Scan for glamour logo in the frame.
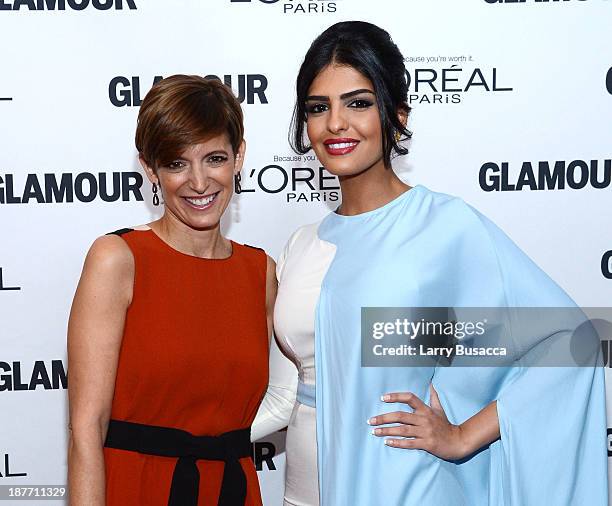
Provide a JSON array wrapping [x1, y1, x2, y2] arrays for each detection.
[[240, 162, 339, 203], [608, 428, 612, 457], [253, 442, 276, 471], [0, 360, 67, 391], [0, 455, 26, 478], [230, 0, 338, 14], [602, 251, 612, 280], [606, 67, 612, 95], [0, 172, 143, 204], [405, 63, 512, 105], [479, 159, 611, 191], [110, 74, 268, 107], [0, 0, 136, 10], [0, 268, 20, 291]]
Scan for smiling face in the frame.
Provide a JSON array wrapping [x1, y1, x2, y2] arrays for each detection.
[[305, 64, 384, 177], [142, 134, 245, 231]]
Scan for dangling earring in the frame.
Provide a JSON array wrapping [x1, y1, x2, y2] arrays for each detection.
[[395, 131, 402, 142], [152, 182, 160, 206], [234, 173, 242, 194]]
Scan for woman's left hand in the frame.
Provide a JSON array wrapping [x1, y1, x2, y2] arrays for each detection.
[[368, 384, 469, 460]]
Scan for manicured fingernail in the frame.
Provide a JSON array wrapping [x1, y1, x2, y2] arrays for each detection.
[[381, 394, 391, 401], [385, 439, 394, 446], [368, 417, 376, 425], [372, 428, 381, 435]]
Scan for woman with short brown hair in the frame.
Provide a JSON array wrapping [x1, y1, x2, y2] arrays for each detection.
[[67, 75, 276, 506]]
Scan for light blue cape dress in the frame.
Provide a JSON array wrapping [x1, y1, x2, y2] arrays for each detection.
[[314, 185, 607, 505]]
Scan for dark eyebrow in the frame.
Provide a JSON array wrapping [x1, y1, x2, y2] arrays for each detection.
[[340, 89, 375, 100], [305, 95, 329, 102], [305, 89, 375, 102]]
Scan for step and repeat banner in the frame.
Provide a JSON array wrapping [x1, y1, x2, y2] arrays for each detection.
[[1, 0, 611, 504]]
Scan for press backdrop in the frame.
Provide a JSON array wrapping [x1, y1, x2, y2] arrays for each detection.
[[1, 0, 611, 504]]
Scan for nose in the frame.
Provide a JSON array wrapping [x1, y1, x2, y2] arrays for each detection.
[[326, 103, 348, 134], [188, 165, 209, 193]]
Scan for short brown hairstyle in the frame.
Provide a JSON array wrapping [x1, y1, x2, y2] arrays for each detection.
[[135, 74, 244, 169]]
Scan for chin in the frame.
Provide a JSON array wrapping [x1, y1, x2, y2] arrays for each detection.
[[187, 218, 222, 231], [171, 207, 224, 231], [322, 161, 369, 178]]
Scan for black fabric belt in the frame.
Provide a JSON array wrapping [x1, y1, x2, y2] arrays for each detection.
[[104, 419, 252, 506]]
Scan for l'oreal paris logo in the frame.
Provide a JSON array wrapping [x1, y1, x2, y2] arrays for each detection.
[[230, 0, 338, 14], [239, 162, 340, 204], [405, 63, 513, 105]]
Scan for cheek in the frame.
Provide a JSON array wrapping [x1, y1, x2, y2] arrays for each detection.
[[159, 174, 185, 194], [213, 165, 237, 186], [356, 111, 383, 140], [306, 117, 325, 143]]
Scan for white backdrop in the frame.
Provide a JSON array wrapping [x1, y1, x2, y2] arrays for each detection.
[[1, 0, 611, 504]]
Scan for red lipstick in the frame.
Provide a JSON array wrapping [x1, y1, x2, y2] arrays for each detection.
[[323, 138, 360, 156]]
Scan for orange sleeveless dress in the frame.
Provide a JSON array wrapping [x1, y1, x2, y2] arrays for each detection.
[[103, 228, 268, 506]]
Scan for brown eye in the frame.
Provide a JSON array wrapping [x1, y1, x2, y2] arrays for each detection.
[[349, 99, 373, 109], [166, 161, 185, 170], [208, 155, 228, 165], [306, 103, 328, 114]]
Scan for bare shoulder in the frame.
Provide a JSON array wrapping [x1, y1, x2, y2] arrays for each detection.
[[77, 234, 135, 307], [84, 234, 134, 276]]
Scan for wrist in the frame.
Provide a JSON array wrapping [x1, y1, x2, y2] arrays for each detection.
[[454, 423, 474, 459]]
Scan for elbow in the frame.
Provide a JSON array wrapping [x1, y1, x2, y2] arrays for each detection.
[[69, 414, 110, 450]]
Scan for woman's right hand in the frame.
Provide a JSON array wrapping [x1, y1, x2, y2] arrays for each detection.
[[67, 234, 134, 506]]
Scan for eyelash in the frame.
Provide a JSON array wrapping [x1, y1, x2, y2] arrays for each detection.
[[307, 103, 328, 114], [306, 99, 374, 115], [166, 161, 185, 170], [349, 99, 373, 109], [164, 155, 228, 169], [209, 155, 228, 165]]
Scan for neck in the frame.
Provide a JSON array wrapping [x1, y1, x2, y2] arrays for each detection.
[[152, 211, 230, 259], [336, 160, 410, 216]]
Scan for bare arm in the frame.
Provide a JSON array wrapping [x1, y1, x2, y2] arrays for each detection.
[[454, 400, 499, 456], [67, 235, 133, 505]]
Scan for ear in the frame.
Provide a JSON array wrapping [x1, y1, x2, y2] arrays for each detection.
[[139, 155, 159, 185], [234, 139, 247, 175]]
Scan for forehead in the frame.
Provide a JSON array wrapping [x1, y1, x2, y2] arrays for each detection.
[[308, 64, 374, 96], [178, 133, 232, 158]]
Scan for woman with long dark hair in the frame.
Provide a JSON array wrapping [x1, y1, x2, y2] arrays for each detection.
[[268, 21, 607, 505]]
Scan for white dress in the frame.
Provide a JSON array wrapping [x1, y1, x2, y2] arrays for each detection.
[[251, 222, 336, 506]]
